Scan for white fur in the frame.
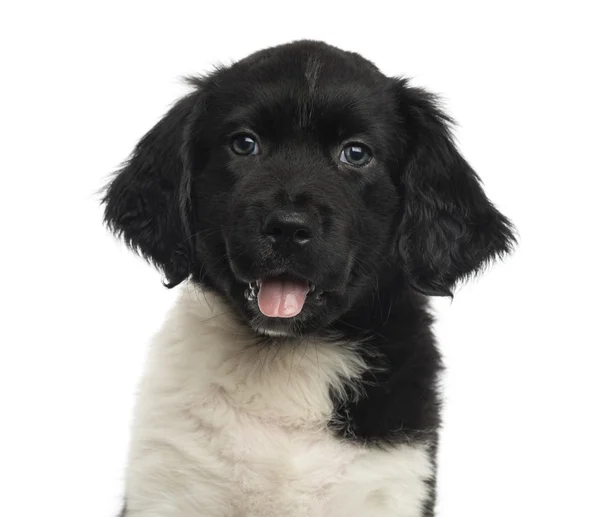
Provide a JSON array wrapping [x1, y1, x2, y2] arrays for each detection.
[[124, 284, 433, 517]]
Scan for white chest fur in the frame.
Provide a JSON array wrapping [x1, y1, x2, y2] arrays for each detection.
[[124, 287, 433, 517]]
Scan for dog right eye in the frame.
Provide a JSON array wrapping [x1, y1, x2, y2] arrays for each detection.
[[340, 143, 373, 167], [231, 135, 259, 156]]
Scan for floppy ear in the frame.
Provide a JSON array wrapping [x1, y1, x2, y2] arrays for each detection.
[[103, 90, 200, 288], [392, 79, 516, 296]]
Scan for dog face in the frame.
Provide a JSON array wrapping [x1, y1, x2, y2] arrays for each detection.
[[104, 41, 515, 337]]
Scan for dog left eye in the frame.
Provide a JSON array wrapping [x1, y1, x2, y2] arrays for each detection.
[[231, 135, 259, 155], [340, 144, 373, 166]]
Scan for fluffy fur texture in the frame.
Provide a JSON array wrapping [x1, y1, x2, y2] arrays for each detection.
[[125, 289, 433, 516], [104, 41, 515, 516]]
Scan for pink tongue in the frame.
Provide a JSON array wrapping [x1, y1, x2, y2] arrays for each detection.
[[257, 278, 310, 318]]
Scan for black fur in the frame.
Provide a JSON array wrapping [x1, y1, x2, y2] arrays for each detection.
[[104, 92, 199, 287], [104, 40, 515, 516]]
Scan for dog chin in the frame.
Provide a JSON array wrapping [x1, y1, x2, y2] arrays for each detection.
[[247, 304, 313, 338], [244, 292, 332, 338], [253, 326, 296, 338]]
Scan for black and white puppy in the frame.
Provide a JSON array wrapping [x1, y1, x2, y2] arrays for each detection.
[[104, 41, 515, 517]]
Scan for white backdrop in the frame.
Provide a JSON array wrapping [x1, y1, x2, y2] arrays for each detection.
[[1, 1, 599, 516]]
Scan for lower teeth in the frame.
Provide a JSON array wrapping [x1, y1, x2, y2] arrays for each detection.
[[245, 281, 259, 301]]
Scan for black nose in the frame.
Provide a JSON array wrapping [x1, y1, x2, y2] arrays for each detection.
[[262, 209, 314, 246]]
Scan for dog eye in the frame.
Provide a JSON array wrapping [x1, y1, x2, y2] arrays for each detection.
[[340, 143, 372, 166], [231, 134, 259, 155]]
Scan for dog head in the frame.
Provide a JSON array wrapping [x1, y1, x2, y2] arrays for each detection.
[[104, 41, 515, 337]]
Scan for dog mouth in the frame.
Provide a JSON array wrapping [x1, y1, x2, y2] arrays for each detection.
[[244, 276, 322, 318]]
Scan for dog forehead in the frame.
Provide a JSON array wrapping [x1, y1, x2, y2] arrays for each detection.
[[217, 41, 383, 93], [220, 84, 387, 144], [202, 42, 393, 142], [304, 53, 323, 94], [251, 41, 375, 67]]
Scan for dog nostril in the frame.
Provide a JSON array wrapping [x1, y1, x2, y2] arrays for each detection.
[[293, 228, 312, 243], [269, 226, 285, 240]]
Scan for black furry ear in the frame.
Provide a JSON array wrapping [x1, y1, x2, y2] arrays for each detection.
[[392, 79, 516, 296], [103, 90, 201, 288]]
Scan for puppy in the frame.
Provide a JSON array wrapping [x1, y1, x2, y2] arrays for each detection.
[[104, 40, 515, 517]]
